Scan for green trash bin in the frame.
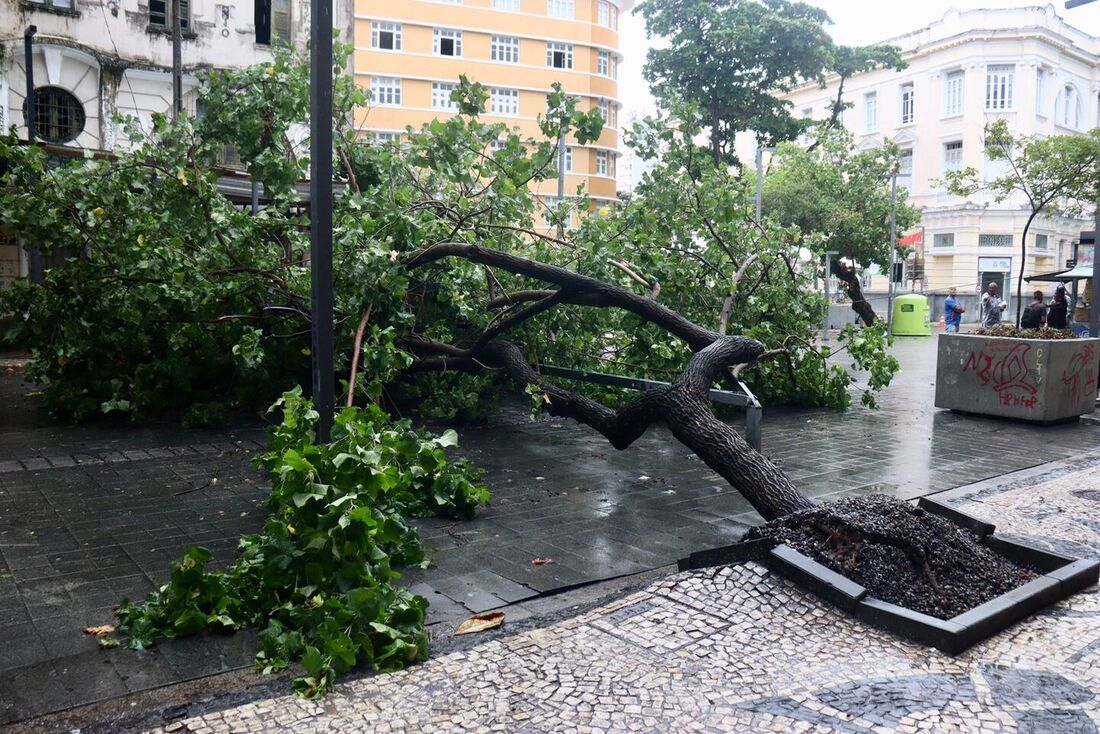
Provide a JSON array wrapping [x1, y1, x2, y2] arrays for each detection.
[[891, 294, 931, 336]]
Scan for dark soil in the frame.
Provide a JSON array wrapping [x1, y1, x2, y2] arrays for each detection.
[[745, 495, 1036, 620]]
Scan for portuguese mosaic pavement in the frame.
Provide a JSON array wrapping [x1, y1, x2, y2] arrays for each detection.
[[152, 457, 1100, 733]]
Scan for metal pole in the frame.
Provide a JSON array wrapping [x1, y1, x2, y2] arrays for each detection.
[[1090, 209, 1099, 337], [823, 251, 836, 343], [755, 144, 763, 224], [887, 172, 898, 336], [556, 132, 566, 239], [24, 26, 44, 286], [310, 1, 335, 441], [251, 179, 260, 215], [171, 0, 182, 121]]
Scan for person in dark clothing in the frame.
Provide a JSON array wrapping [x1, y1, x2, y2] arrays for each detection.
[[1021, 290, 1047, 329], [1047, 285, 1069, 329]]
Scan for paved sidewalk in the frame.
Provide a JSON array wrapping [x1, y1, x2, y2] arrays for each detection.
[[3, 337, 1100, 725], [149, 455, 1100, 733]]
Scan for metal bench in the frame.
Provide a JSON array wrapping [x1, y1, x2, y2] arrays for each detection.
[[539, 365, 764, 451]]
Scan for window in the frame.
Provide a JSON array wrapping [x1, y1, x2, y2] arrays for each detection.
[[983, 144, 1012, 181], [933, 233, 955, 248], [596, 150, 608, 176], [491, 35, 519, 63], [610, 55, 618, 79], [370, 131, 400, 144], [1036, 68, 1047, 117], [898, 148, 913, 178], [149, 0, 190, 29], [490, 88, 519, 116], [255, 0, 291, 44], [598, 0, 609, 25], [547, 42, 573, 69], [985, 65, 1014, 110], [597, 50, 609, 76], [609, 5, 618, 29], [563, 146, 573, 172], [371, 21, 401, 51], [547, 0, 573, 18], [371, 76, 401, 106], [943, 141, 963, 173], [25, 0, 74, 8], [489, 139, 508, 153], [433, 29, 462, 57], [1058, 85, 1082, 129], [979, 234, 1014, 248], [899, 83, 915, 125], [1035, 234, 1049, 251], [863, 92, 877, 132], [493, 0, 520, 8], [432, 82, 459, 110], [22, 86, 85, 143], [943, 71, 963, 116], [608, 152, 616, 177]]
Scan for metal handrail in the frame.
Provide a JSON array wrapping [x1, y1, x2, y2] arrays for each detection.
[[539, 364, 764, 451]]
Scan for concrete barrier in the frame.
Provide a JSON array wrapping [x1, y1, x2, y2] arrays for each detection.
[[935, 333, 1100, 423]]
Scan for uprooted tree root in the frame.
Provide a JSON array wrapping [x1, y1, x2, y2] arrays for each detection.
[[745, 495, 1036, 619]]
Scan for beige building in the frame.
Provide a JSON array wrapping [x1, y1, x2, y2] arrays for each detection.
[[780, 5, 1100, 299], [353, 0, 629, 215]]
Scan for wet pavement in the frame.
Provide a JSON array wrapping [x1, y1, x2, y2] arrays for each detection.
[[141, 454, 1100, 733], [2, 336, 1100, 725]]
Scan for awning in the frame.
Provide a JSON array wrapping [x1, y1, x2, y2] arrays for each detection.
[[1025, 264, 1096, 283]]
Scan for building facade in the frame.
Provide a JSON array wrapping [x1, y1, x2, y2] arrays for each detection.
[[354, 0, 629, 213], [779, 5, 1100, 299], [0, 0, 352, 284]]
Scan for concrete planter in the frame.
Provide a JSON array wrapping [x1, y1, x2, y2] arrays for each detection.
[[935, 333, 1100, 423]]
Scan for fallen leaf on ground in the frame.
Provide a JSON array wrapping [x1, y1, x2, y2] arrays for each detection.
[[83, 624, 116, 636], [97, 637, 120, 649], [531, 557, 554, 566], [454, 612, 505, 636]]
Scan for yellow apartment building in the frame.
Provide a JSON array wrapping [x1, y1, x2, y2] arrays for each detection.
[[353, 0, 629, 211]]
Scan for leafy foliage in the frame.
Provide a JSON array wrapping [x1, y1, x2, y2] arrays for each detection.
[[974, 325, 1079, 340], [114, 387, 489, 698]]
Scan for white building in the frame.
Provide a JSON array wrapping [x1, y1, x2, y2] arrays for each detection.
[[779, 5, 1099, 298], [0, 0, 352, 284]]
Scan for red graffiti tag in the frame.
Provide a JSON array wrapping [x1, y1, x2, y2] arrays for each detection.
[[1062, 346, 1097, 405], [964, 343, 1039, 396]]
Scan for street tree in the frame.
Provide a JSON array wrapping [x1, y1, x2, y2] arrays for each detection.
[[637, 0, 903, 166], [763, 128, 922, 325], [940, 119, 1100, 326]]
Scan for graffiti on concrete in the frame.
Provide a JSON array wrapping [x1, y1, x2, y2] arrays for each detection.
[[1062, 346, 1097, 405], [964, 343, 1040, 409]]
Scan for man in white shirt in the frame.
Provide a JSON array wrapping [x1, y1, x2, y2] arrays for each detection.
[[981, 282, 1008, 328]]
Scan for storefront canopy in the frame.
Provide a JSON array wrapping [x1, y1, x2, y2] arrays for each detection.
[[1025, 264, 1096, 283]]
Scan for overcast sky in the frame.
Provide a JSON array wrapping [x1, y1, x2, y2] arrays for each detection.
[[617, 1, 1100, 122]]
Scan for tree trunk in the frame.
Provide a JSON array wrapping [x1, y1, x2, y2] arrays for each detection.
[[831, 260, 878, 326], [1016, 209, 1040, 328]]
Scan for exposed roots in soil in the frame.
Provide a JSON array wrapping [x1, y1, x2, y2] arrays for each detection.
[[745, 495, 1036, 619]]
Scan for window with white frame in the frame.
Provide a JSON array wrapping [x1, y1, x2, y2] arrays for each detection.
[[1035, 233, 1049, 250], [943, 71, 963, 116], [371, 76, 401, 106], [863, 92, 877, 132], [598, 99, 610, 125], [489, 139, 508, 152], [1035, 68, 1048, 117], [899, 83, 915, 125], [370, 131, 401, 144], [933, 233, 955, 248], [898, 148, 913, 189], [547, 42, 573, 69], [490, 88, 519, 116], [491, 35, 519, 63], [598, 0, 610, 25], [597, 50, 609, 76], [943, 141, 963, 173], [1057, 85, 1082, 129], [985, 65, 1014, 110], [609, 55, 618, 79], [371, 21, 402, 51], [493, 0, 520, 9], [433, 28, 462, 57], [596, 150, 608, 176], [563, 146, 573, 172], [609, 5, 618, 29], [547, 0, 573, 18], [431, 82, 459, 110], [608, 152, 616, 177]]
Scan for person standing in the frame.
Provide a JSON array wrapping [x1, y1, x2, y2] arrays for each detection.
[[981, 282, 1008, 328], [1020, 290, 1048, 329], [943, 287, 965, 333], [1047, 284, 1069, 329]]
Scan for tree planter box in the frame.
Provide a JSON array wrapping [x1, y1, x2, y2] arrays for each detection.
[[678, 497, 1099, 655], [935, 333, 1100, 423]]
